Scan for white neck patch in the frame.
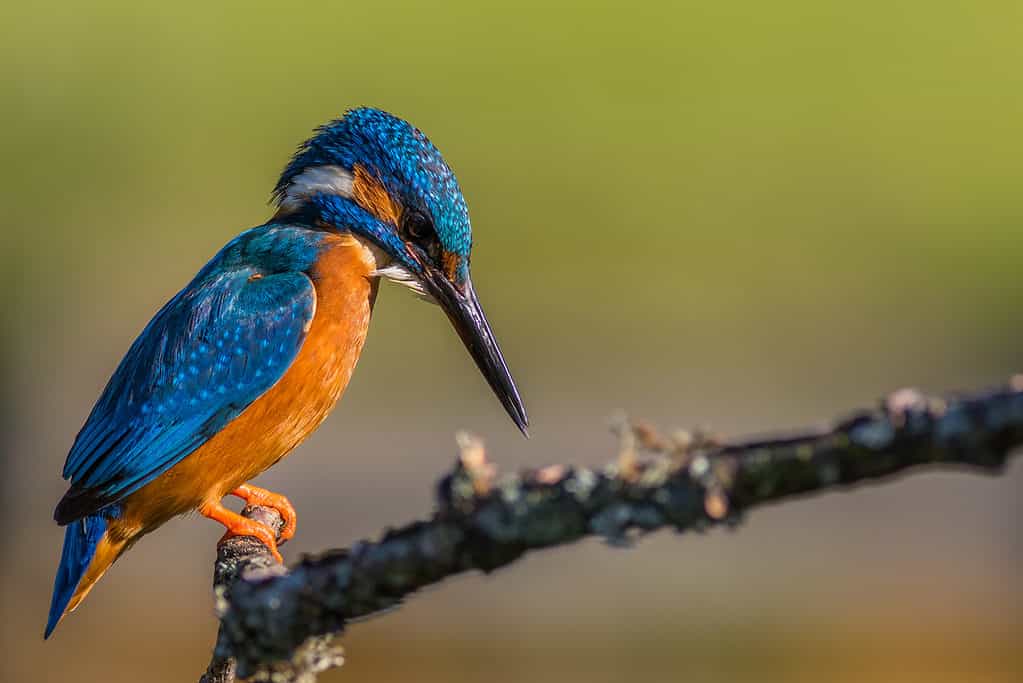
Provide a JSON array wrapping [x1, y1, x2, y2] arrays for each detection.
[[372, 263, 434, 303], [278, 165, 354, 212]]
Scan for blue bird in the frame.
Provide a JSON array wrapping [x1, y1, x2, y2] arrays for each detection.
[[46, 107, 528, 638]]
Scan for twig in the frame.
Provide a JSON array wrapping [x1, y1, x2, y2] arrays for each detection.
[[200, 506, 291, 683], [202, 377, 1023, 681]]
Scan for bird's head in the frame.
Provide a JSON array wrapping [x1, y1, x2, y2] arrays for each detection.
[[273, 107, 528, 434]]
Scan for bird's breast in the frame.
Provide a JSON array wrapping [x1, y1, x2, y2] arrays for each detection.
[[251, 231, 380, 459]]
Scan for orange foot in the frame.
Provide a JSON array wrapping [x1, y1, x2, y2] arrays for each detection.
[[228, 484, 297, 542], [200, 501, 284, 563]]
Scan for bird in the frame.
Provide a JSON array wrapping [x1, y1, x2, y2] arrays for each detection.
[[45, 107, 528, 638]]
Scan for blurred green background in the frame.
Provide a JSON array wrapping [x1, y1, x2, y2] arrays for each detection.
[[1, 1, 1020, 681]]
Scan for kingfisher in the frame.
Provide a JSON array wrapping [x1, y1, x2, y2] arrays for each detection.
[[45, 107, 528, 638]]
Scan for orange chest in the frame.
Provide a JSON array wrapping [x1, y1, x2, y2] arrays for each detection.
[[261, 233, 380, 447]]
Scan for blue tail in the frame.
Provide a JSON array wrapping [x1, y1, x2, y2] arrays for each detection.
[[45, 514, 108, 639]]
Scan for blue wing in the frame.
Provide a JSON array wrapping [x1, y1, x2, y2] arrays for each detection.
[[54, 261, 316, 524]]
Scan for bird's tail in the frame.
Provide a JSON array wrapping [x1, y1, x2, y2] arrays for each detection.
[[45, 514, 129, 638]]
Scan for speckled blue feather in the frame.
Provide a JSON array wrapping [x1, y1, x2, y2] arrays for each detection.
[[54, 225, 327, 523], [275, 107, 473, 261]]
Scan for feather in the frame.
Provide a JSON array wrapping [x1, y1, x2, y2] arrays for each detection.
[[278, 165, 354, 212], [372, 264, 437, 304]]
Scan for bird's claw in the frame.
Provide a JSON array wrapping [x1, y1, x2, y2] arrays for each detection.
[[229, 484, 298, 542], [218, 517, 284, 563], [200, 499, 285, 563]]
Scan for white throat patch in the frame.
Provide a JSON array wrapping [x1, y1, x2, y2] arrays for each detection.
[[279, 165, 354, 212], [372, 264, 435, 303]]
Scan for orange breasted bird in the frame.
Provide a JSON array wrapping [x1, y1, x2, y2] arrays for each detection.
[[46, 107, 528, 638]]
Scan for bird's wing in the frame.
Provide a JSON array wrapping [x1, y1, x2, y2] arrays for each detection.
[[55, 266, 316, 524]]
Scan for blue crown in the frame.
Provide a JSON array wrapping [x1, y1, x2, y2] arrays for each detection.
[[275, 107, 472, 258]]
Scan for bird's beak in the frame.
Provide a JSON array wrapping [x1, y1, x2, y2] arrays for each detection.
[[421, 267, 529, 436]]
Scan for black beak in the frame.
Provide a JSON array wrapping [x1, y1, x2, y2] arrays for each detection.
[[422, 267, 529, 436]]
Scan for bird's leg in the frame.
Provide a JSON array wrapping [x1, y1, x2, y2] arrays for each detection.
[[227, 484, 297, 542], [199, 501, 283, 563]]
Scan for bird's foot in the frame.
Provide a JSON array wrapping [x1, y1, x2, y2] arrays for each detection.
[[199, 501, 284, 563], [228, 484, 297, 542]]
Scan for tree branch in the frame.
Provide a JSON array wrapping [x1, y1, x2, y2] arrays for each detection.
[[202, 377, 1023, 682]]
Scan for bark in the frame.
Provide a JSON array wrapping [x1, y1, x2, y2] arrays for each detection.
[[201, 377, 1023, 682]]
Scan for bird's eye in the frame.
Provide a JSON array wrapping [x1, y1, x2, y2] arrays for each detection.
[[404, 210, 434, 244]]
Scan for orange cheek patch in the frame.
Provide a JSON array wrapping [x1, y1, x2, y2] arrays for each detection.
[[352, 164, 401, 226], [441, 251, 462, 280]]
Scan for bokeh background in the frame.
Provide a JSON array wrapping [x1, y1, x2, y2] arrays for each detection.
[[2, 2, 1020, 681]]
